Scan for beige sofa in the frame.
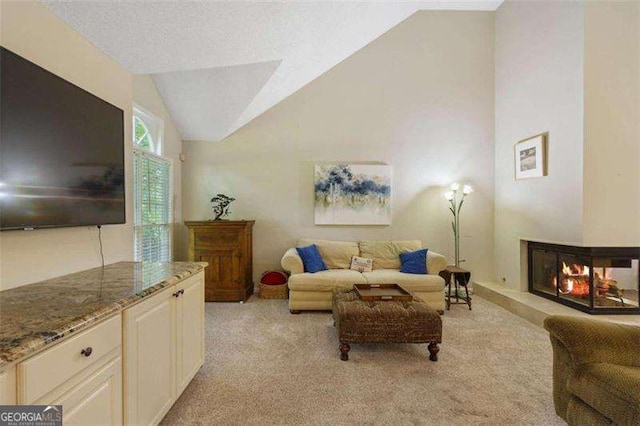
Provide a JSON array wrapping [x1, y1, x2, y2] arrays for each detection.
[[281, 239, 447, 313]]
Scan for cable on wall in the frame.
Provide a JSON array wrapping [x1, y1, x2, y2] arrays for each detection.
[[97, 225, 105, 268]]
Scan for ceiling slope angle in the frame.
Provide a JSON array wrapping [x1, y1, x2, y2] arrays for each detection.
[[152, 61, 281, 142], [42, 0, 503, 142], [225, 1, 503, 139]]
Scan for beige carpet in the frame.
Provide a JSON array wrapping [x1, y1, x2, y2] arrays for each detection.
[[161, 296, 564, 425]]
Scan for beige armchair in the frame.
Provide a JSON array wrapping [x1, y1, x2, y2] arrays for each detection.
[[544, 315, 640, 425]]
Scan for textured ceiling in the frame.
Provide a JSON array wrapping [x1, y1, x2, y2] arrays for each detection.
[[43, 1, 502, 141], [152, 60, 281, 141]]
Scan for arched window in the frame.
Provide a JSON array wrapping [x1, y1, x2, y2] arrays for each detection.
[[133, 106, 172, 262], [134, 115, 154, 152], [133, 106, 162, 155]]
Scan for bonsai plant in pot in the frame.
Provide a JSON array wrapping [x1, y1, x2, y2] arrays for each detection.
[[211, 194, 235, 220]]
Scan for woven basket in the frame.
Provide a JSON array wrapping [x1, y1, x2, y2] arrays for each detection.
[[259, 282, 289, 299], [259, 270, 289, 299]]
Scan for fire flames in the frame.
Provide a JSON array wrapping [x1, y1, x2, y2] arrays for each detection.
[[553, 262, 591, 298], [551, 262, 619, 299]]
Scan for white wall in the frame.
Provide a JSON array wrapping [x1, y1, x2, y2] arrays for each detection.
[[182, 11, 496, 282], [583, 1, 640, 246], [132, 75, 185, 260], [0, 1, 133, 290], [494, 1, 585, 290]]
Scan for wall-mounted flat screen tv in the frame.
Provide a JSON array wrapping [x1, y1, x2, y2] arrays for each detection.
[[0, 47, 125, 230]]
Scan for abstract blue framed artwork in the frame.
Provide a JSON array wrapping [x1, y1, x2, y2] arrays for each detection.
[[314, 164, 391, 225]]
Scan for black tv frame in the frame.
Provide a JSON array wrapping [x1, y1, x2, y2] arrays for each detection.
[[0, 46, 126, 231]]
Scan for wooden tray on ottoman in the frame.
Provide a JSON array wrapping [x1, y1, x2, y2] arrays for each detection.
[[353, 284, 413, 302]]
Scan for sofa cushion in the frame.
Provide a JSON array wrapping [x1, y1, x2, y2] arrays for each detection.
[[298, 239, 359, 270], [568, 362, 640, 425], [400, 249, 428, 274], [296, 245, 328, 273], [359, 240, 422, 269], [288, 270, 367, 292], [362, 269, 444, 292]]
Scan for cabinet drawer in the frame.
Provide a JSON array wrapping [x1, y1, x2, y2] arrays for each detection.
[[193, 228, 241, 249], [18, 315, 121, 404]]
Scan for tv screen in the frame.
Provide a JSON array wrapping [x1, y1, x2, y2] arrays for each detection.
[[0, 47, 125, 230]]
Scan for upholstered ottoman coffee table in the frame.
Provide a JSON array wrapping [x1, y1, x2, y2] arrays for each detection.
[[332, 289, 442, 361]]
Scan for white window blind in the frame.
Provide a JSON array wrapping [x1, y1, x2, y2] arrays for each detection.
[[134, 150, 172, 262]]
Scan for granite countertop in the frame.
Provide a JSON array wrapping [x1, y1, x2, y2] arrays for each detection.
[[0, 261, 207, 370]]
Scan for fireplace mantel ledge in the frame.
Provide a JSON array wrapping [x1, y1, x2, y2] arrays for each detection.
[[521, 237, 640, 248], [521, 237, 589, 247]]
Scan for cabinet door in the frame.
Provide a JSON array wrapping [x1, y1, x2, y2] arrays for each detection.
[[195, 248, 243, 301], [0, 367, 16, 404], [123, 287, 176, 426], [57, 357, 122, 426], [175, 273, 205, 395]]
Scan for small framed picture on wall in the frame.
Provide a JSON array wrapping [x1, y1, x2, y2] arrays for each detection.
[[515, 133, 548, 179]]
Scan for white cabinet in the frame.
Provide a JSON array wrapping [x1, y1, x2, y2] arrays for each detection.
[[124, 271, 205, 426], [18, 315, 121, 404], [16, 315, 122, 425], [0, 367, 16, 404], [1, 270, 204, 426], [123, 284, 176, 426], [176, 274, 205, 395], [55, 356, 122, 426]]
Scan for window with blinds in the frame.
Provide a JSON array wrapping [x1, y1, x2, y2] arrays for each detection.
[[133, 108, 171, 262]]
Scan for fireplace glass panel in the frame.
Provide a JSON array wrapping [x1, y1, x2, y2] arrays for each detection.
[[528, 241, 640, 314], [531, 249, 557, 297], [558, 254, 590, 307], [592, 258, 639, 309]]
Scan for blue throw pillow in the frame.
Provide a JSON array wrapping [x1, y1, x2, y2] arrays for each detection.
[[296, 244, 328, 273], [399, 248, 428, 274]]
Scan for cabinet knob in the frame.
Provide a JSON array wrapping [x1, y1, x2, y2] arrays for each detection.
[[81, 347, 93, 357], [173, 291, 180, 297]]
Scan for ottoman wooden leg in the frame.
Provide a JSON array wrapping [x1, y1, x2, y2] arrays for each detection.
[[290, 309, 301, 314], [339, 343, 350, 361], [428, 342, 439, 362]]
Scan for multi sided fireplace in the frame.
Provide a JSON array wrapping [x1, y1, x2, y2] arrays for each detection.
[[528, 241, 640, 314]]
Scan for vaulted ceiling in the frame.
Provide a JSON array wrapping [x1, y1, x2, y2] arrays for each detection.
[[44, 1, 502, 142]]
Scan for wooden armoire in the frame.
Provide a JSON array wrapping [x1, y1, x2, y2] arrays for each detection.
[[185, 220, 254, 302]]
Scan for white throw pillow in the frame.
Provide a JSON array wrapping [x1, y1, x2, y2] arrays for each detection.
[[350, 256, 373, 273]]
